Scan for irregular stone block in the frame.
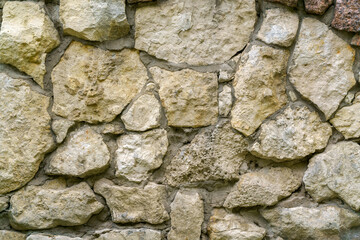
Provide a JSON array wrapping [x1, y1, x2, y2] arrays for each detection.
[[0, 197, 9, 212], [219, 85, 232, 117], [0, 230, 25, 240], [266, 0, 298, 7], [128, 0, 153, 3], [351, 34, 360, 46], [94, 229, 161, 240], [26, 234, 82, 240], [332, 0, 360, 32], [135, 0, 256, 65], [51, 118, 75, 143], [304, 0, 332, 15]]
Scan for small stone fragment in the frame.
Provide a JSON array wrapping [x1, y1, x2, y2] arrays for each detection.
[[26, 234, 82, 240], [150, 67, 218, 127], [266, 0, 298, 7], [52, 118, 75, 143], [208, 209, 266, 240], [250, 105, 332, 161], [10, 179, 103, 230], [46, 126, 110, 178], [114, 129, 168, 182], [332, 0, 360, 32], [351, 34, 360, 47], [121, 93, 161, 131], [60, 0, 129, 41], [94, 229, 161, 240], [304, 0, 332, 15], [0, 230, 25, 240], [94, 179, 169, 224], [0, 197, 8, 212], [289, 18, 356, 119], [168, 190, 204, 240], [257, 8, 299, 47], [52, 41, 148, 123], [231, 45, 289, 136], [219, 70, 235, 83], [102, 122, 124, 135], [0, 2, 60, 87], [219, 85, 232, 116]]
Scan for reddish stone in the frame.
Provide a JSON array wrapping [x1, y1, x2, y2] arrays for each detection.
[[266, 0, 298, 8], [332, 0, 360, 32], [304, 0, 332, 15], [351, 34, 360, 46]]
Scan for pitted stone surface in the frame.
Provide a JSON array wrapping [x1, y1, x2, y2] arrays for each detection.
[[332, 0, 360, 32], [0, 231, 25, 240], [304, 0, 333, 15], [94, 229, 161, 240], [266, 0, 298, 7]]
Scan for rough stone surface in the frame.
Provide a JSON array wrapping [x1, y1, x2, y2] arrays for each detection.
[[60, 0, 129, 41], [94, 179, 169, 224], [26, 234, 82, 240], [95, 229, 161, 240], [166, 121, 248, 186], [0, 2, 60, 87], [266, 0, 298, 7], [351, 34, 360, 46], [168, 190, 204, 240], [304, 0, 333, 15], [219, 85, 232, 117], [121, 93, 161, 131], [150, 67, 218, 127], [289, 18, 356, 119], [135, 0, 256, 65], [208, 209, 266, 240], [51, 119, 75, 143], [114, 129, 168, 182], [0, 73, 55, 194], [0, 197, 9, 212], [9, 179, 103, 230], [224, 167, 303, 208], [46, 127, 110, 178], [261, 205, 360, 240], [332, 0, 360, 32], [257, 8, 299, 47], [250, 105, 332, 161], [0, 230, 25, 240], [128, 0, 153, 3], [231, 45, 289, 136], [52, 41, 148, 123]]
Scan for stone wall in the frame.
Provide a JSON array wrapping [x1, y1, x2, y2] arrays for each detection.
[[0, 0, 360, 239]]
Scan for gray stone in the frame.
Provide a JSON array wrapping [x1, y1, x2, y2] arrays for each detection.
[[0, 197, 8, 212], [94, 229, 161, 240], [51, 118, 75, 143], [0, 230, 25, 240], [26, 234, 82, 240], [219, 85, 232, 117]]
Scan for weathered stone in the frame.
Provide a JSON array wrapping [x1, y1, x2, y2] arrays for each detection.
[[166, 121, 248, 186], [135, 0, 256, 65], [46, 127, 110, 178], [102, 122, 124, 135], [208, 209, 266, 240], [266, 0, 298, 7], [150, 67, 218, 127], [257, 8, 299, 47], [231, 45, 288, 136], [121, 93, 161, 131], [94, 179, 169, 224], [332, 0, 360, 32], [52, 41, 148, 123], [289, 18, 356, 119], [95, 229, 161, 240], [0, 2, 60, 87], [0, 230, 25, 240], [168, 190, 204, 240], [261, 205, 360, 240], [0, 73, 55, 194], [60, 0, 129, 41], [114, 129, 168, 182], [26, 234, 82, 240], [250, 105, 332, 161], [128, 0, 153, 3], [304, 0, 332, 15], [0, 197, 8, 212], [10, 179, 103, 230], [219, 69, 235, 83], [51, 118, 75, 143], [224, 167, 303, 208], [351, 34, 360, 46], [219, 85, 232, 117]]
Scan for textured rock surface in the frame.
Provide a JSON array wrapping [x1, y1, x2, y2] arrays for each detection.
[[9, 179, 103, 230], [128, 0, 153, 3], [121, 93, 161, 131], [0, 197, 9, 212], [168, 190, 204, 240], [257, 8, 299, 47], [332, 0, 360, 32], [114, 129, 168, 182], [0, 231, 25, 240], [304, 0, 333, 15], [135, 0, 256, 65], [46, 127, 110, 178], [289, 18, 356, 119], [52, 41, 148, 123], [26, 234, 82, 240], [0, 73, 55, 194], [51, 119, 75, 143], [261, 205, 360, 240], [219, 85, 232, 117], [266, 0, 298, 7], [94, 179, 169, 224], [95, 229, 161, 240], [208, 209, 266, 240], [250, 105, 332, 161], [0, 2, 60, 87], [166, 121, 248, 186], [231, 45, 288, 136], [351, 34, 360, 46], [150, 67, 218, 127], [60, 0, 129, 41]]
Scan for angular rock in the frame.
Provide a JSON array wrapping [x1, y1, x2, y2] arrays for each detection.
[[257, 8, 299, 47], [261, 205, 360, 240], [304, 0, 332, 15], [0, 73, 55, 194], [121, 93, 161, 131], [102, 122, 124, 135], [0, 197, 8, 212], [266, 0, 298, 7], [208, 209, 266, 240], [219, 85, 232, 117], [250, 105, 332, 161], [26, 234, 82, 240], [52, 118, 75, 143], [168, 190, 204, 240], [52, 41, 148, 123], [128, 0, 153, 3], [166, 121, 248, 186], [60, 0, 129, 41], [95, 229, 161, 240], [224, 167, 302, 208], [114, 129, 168, 182], [0, 2, 60, 87], [332, 0, 360, 32], [289, 18, 356, 119], [94, 179, 169, 224], [46, 127, 110, 178], [150, 67, 218, 127], [135, 0, 256, 65], [10, 179, 103, 230], [351, 34, 360, 46], [0, 231, 25, 240]]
